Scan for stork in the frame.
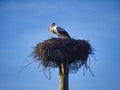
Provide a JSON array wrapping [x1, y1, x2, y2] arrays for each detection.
[[49, 22, 71, 38]]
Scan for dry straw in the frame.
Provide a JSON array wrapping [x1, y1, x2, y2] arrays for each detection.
[[32, 38, 94, 74]]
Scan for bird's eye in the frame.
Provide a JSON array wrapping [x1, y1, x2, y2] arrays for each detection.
[[51, 25, 54, 27]]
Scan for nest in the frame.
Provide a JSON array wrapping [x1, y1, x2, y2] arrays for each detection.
[[32, 38, 93, 74]]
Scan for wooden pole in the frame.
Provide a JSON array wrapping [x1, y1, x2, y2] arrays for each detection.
[[59, 63, 69, 90]]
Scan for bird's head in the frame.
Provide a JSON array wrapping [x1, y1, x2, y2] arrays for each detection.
[[50, 22, 55, 27], [49, 22, 56, 30]]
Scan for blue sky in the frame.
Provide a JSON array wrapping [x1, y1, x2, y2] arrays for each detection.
[[0, 0, 120, 90]]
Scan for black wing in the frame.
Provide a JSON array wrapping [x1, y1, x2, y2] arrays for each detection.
[[56, 27, 71, 38]]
